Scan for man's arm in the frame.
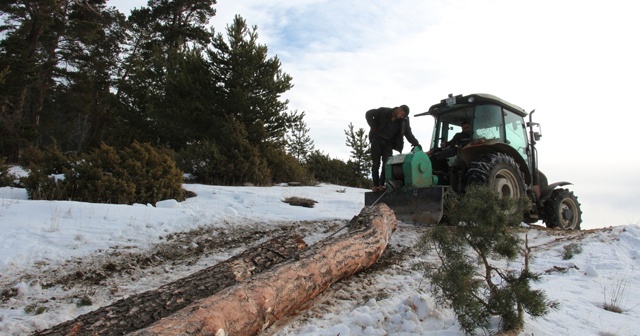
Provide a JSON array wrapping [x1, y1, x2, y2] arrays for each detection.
[[403, 118, 421, 147], [448, 133, 462, 147]]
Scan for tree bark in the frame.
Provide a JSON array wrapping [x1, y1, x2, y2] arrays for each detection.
[[35, 234, 307, 336], [130, 204, 397, 336]]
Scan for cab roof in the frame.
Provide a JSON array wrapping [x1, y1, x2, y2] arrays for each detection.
[[415, 93, 528, 118]]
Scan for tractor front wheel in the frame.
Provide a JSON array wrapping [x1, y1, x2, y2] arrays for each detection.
[[467, 153, 526, 200], [543, 189, 582, 230]]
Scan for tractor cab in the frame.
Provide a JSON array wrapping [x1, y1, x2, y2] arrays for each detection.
[[416, 93, 534, 190]]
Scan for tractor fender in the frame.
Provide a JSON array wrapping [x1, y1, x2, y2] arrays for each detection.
[[460, 141, 532, 185], [539, 181, 573, 203]]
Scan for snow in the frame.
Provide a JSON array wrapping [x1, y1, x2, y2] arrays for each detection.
[[1, 168, 639, 335]]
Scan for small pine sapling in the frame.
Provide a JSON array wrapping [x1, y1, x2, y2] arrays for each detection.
[[418, 185, 559, 334]]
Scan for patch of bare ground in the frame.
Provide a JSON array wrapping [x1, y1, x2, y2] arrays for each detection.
[[522, 224, 619, 253], [0, 219, 346, 333]]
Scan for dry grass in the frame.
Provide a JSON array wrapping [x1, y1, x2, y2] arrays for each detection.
[[282, 197, 318, 208], [603, 276, 630, 313]]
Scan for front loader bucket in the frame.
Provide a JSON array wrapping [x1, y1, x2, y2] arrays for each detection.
[[364, 186, 447, 225]]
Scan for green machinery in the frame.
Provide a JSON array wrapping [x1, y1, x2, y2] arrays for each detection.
[[364, 147, 447, 224], [364, 93, 582, 229]]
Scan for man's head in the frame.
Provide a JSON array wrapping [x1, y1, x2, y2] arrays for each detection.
[[461, 120, 472, 134], [393, 105, 410, 119]]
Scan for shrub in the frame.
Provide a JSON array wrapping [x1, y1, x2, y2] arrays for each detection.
[[562, 243, 583, 260], [22, 142, 185, 204], [305, 150, 371, 188], [222, 143, 271, 186], [24, 304, 46, 315], [175, 140, 226, 184], [19, 143, 74, 175], [76, 295, 93, 307], [61, 144, 137, 204], [0, 157, 19, 187], [262, 147, 313, 185], [119, 142, 185, 204], [418, 185, 558, 334], [176, 140, 270, 186], [21, 169, 69, 200]]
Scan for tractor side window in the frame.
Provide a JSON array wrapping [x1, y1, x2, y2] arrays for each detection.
[[504, 111, 528, 160], [433, 107, 474, 148], [446, 124, 462, 143], [473, 105, 504, 141], [433, 119, 461, 148]]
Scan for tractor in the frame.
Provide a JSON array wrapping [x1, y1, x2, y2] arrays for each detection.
[[364, 93, 582, 229]]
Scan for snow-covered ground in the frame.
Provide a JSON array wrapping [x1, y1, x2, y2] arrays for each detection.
[[1, 171, 639, 335]]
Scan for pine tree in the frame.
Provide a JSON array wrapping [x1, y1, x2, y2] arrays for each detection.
[[418, 185, 558, 335], [49, 3, 126, 152], [207, 15, 296, 147], [344, 122, 371, 179], [0, 0, 125, 158], [112, 0, 217, 150], [0, 0, 69, 160], [206, 15, 298, 184], [286, 111, 315, 163], [122, 0, 215, 62]]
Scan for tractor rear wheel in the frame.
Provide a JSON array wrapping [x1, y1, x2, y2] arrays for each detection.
[[543, 188, 582, 230], [467, 153, 526, 199]]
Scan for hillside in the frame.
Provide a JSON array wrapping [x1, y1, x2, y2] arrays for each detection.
[[1, 183, 639, 335]]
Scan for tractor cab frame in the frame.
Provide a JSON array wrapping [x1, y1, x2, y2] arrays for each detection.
[[417, 93, 535, 193]]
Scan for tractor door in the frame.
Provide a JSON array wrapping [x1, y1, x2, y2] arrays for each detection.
[[429, 106, 474, 150], [503, 111, 529, 163]]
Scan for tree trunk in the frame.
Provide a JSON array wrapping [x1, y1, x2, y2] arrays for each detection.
[[35, 234, 307, 336], [130, 204, 397, 336]]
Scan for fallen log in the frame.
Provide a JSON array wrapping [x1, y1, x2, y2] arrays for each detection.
[[35, 234, 307, 336], [130, 203, 397, 336]]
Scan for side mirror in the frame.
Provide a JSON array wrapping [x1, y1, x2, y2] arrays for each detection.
[[534, 132, 541, 141]]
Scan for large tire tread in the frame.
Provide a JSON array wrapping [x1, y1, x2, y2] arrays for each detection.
[[543, 188, 582, 230], [467, 152, 526, 197]]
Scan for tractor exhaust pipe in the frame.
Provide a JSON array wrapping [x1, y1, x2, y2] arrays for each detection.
[[528, 110, 539, 187]]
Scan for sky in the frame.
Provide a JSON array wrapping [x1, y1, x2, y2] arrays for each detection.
[[105, 0, 640, 230], [1, 178, 640, 335]]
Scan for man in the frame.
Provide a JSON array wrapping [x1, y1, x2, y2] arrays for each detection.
[[447, 120, 472, 149], [366, 105, 421, 191]]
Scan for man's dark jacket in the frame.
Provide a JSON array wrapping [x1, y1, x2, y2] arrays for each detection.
[[448, 131, 471, 148], [365, 107, 420, 152]]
